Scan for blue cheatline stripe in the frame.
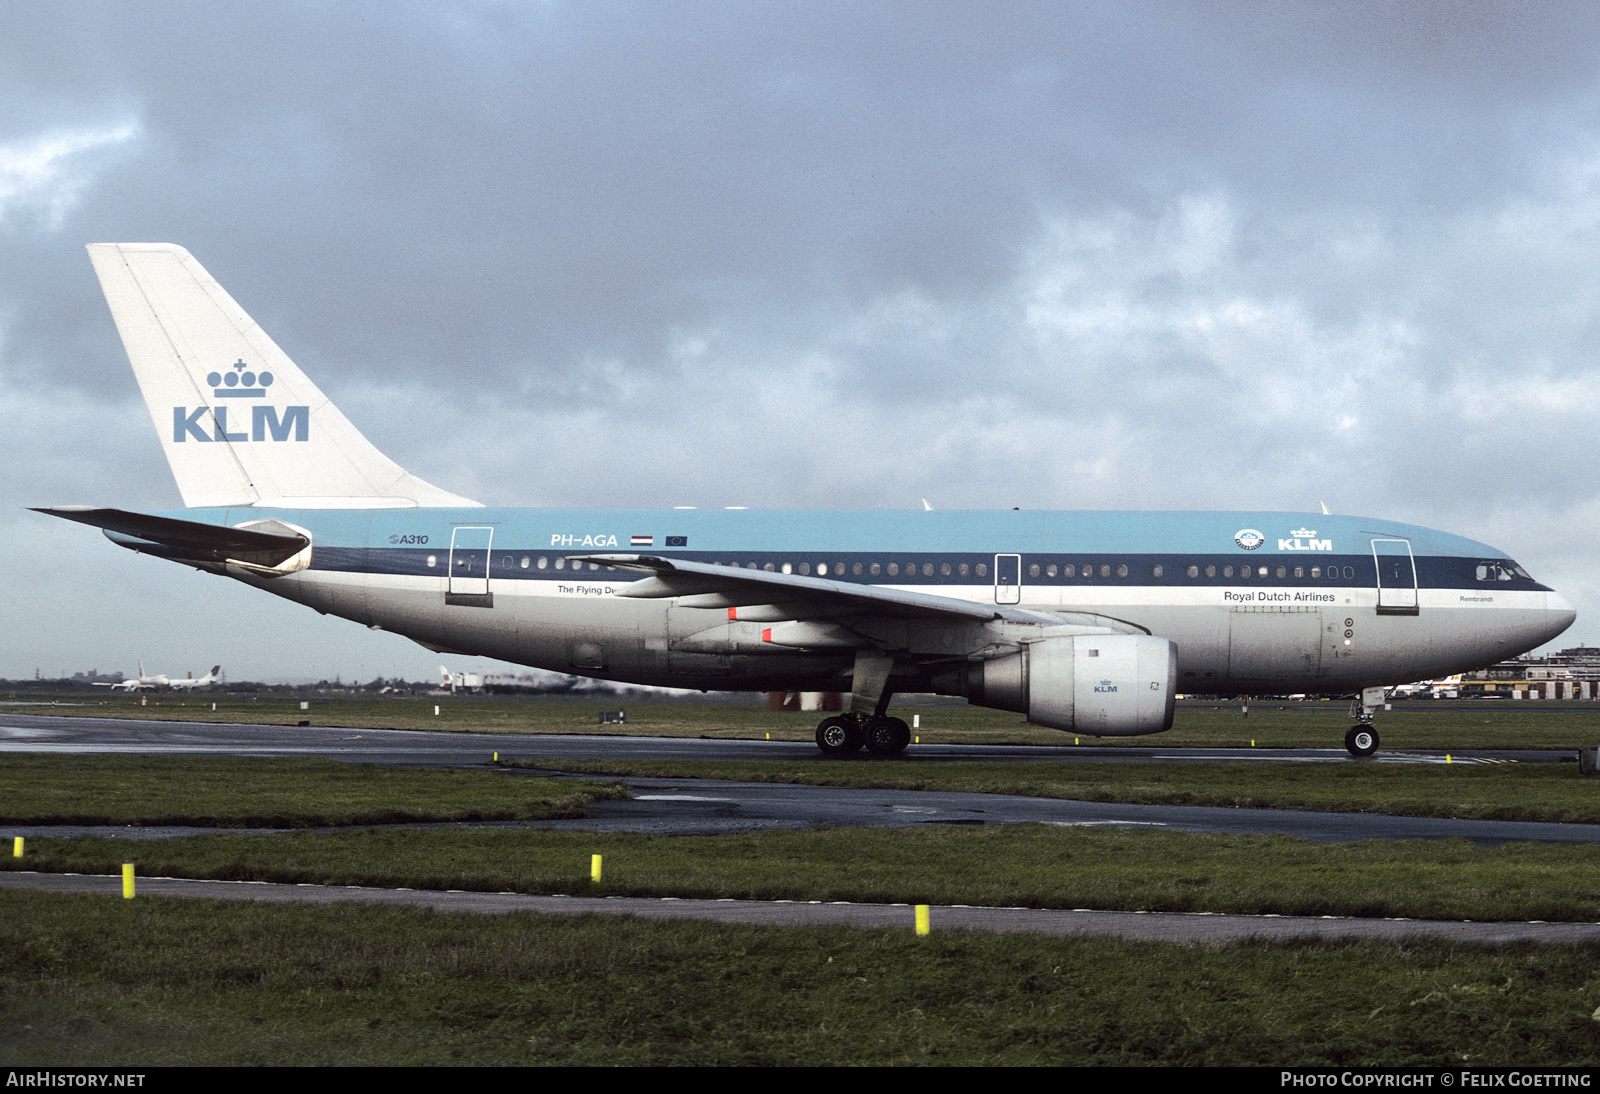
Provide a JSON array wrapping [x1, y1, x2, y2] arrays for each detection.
[[305, 546, 1549, 593]]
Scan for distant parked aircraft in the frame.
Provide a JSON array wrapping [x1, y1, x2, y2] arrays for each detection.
[[167, 665, 222, 690], [92, 659, 167, 691]]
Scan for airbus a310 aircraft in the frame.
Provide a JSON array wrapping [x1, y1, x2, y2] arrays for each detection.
[[39, 244, 1575, 756]]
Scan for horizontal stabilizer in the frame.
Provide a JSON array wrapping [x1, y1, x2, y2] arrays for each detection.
[[34, 506, 307, 568]]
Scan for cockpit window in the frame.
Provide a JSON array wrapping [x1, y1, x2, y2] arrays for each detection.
[[1477, 560, 1528, 582]]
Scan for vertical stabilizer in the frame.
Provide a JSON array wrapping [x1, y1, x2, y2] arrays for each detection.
[[87, 243, 479, 509]]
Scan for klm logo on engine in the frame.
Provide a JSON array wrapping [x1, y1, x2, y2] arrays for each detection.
[[171, 359, 309, 442], [1093, 679, 1118, 694], [1279, 527, 1332, 552]]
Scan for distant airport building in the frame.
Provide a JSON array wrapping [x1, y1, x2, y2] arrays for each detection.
[[769, 692, 843, 712], [1452, 646, 1600, 699]]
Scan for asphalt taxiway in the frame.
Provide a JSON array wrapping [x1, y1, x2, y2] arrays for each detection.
[[7, 871, 1598, 944], [1, 711, 1593, 845]]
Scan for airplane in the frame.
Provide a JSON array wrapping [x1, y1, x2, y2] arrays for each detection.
[[440, 666, 483, 692], [91, 658, 168, 691], [37, 243, 1577, 757], [167, 665, 223, 691]]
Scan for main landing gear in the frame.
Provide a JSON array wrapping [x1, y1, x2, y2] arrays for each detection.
[[815, 650, 911, 756], [1344, 685, 1386, 758], [815, 713, 911, 756]]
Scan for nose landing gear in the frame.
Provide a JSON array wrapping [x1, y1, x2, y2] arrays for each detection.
[[1344, 724, 1379, 757], [1344, 686, 1386, 757]]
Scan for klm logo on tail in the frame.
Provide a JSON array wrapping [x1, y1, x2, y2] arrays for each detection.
[[173, 359, 308, 443]]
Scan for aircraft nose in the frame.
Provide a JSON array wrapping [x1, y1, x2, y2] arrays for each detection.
[[1543, 591, 1577, 642]]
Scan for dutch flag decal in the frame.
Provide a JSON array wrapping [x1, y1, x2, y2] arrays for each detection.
[[631, 535, 653, 547]]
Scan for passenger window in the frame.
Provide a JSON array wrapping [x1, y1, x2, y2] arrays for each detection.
[[1046, 564, 1057, 578], [553, 557, 564, 570], [1028, 563, 1040, 578], [1186, 565, 1198, 578], [537, 556, 548, 570], [853, 562, 863, 576], [887, 563, 899, 576], [922, 563, 933, 577], [1116, 564, 1128, 577], [940, 562, 952, 577], [1062, 564, 1075, 577], [1223, 565, 1233, 578], [1310, 566, 1319, 578], [746, 562, 758, 570], [976, 563, 988, 577], [1204, 565, 1216, 578], [959, 562, 969, 576], [1099, 564, 1110, 578], [1152, 565, 1163, 578], [818, 563, 830, 576], [520, 556, 530, 569], [427, 555, 437, 568], [1293, 566, 1302, 579], [1275, 566, 1286, 578], [764, 562, 776, 572], [870, 562, 882, 576], [798, 563, 810, 575]]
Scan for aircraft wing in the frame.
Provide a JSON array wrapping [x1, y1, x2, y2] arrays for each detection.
[[573, 553, 1138, 631], [34, 507, 308, 568]]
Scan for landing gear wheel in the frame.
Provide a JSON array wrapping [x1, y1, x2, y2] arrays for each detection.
[[817, 715, 864, 755], [1345, 725, 1379, 758], [865, 716, 912, 756]]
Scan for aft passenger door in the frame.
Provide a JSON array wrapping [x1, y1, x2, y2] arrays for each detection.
[[447, 525, 494, 607], [1372, 538, 1418, 616], [994, 554, 1021, 604]]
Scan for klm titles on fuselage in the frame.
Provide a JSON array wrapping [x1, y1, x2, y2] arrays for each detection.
[[1279, 528, 1332, 551], [172, 359, 309, 443]]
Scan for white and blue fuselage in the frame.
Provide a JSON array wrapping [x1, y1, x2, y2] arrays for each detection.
[[125, 504, 1570, 698]]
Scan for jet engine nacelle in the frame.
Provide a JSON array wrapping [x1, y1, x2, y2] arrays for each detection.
[[932, 634, 1177, 736]]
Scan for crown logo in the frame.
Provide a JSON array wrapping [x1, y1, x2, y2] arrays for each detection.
[[1290, 528, 1316, 538], [207, 359, 275, 399]]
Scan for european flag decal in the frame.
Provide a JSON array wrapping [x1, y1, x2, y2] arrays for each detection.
[[665, 536, 688, 547]]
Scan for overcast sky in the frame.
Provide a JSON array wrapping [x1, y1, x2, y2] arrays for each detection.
[[4, 1, 1599, 683]]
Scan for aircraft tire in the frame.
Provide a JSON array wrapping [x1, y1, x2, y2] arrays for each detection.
[[865, 716, 911, 756], [1344, 725, 1379, 758], [817, 716, 863, 755]]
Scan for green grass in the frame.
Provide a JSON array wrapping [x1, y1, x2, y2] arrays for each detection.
[[0, 755, 623, 827], [4, 890, 1600, 1065], [506, 755, 1600, 824], [6, 747, 1600, 1066], [10, 825, 1600, 923], [19, 692, 1600, 751]]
